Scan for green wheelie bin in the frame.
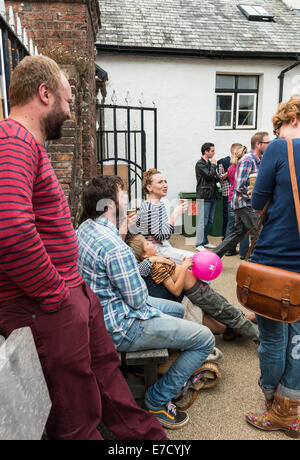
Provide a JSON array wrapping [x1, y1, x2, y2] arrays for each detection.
[[179, 192, 197, 237]]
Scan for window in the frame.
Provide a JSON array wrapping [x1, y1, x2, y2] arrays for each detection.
[[237, 4, 274, 22], [215, 75, 258, 130]]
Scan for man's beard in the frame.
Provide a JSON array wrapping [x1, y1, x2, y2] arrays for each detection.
[[42, 99, 68, 141]]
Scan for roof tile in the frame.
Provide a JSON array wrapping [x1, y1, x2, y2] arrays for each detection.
[[96, 0, 300, 54]]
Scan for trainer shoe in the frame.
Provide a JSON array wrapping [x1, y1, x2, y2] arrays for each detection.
[[225, 250, 238, 256], [144, 400, 189, 429], [196, 245, 206, 251], [204, 243, 216, 249]]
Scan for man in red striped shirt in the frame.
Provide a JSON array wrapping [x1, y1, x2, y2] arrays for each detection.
[[0, 55, 167, 441]]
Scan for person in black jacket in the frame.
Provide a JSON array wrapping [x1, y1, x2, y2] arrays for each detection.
[[195, 142, 220, 250]]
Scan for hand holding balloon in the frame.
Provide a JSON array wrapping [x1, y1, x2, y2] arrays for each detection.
[[191, 251, 222, 281]]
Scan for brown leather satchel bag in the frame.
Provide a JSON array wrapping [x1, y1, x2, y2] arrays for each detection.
[[236, 138, 300, 323]]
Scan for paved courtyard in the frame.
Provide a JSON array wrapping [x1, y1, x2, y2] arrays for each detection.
[[100, 233, 298, 441], [165, 234, 297, 441]]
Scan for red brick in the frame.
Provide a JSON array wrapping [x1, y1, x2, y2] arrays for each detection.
[[7, 0, 100, 224]]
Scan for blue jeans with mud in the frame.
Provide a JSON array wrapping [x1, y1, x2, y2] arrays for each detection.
[[256, 315, 300, 401], [195, 200, 217, 247]]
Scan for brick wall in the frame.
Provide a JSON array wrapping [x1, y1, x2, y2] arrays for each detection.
[[7, 0, 101, 224], [48, 64, 82, 219]]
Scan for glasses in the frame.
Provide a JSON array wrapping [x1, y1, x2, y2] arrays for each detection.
[[260, 141, 271, 144]]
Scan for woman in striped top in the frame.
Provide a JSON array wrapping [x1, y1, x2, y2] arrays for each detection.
[[135, 168, 197, 264]]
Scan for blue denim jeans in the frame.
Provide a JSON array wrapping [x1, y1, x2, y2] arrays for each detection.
[[256, 315, 300, 401], [214, 205, 257, 258], [196, 200, 217, 247], [117, 310, 215, 407], [147, 295, 184, 318]]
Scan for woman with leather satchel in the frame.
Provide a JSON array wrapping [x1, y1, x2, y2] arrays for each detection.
[[244, 95, 300, 438]]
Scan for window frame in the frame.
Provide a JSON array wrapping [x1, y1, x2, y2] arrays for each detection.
[[0, 30, 8, 120], [215, 74, 259, 130], [236, 92, 257, 129], [215, 92, 234, 129]]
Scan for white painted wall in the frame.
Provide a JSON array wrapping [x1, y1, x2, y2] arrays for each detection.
[[96, 53, 299, 203], [281, 0, 300, 9]]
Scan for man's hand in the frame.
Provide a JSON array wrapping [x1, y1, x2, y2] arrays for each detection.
[[127, 213, 137, 232], [119, 214, 137, 240]]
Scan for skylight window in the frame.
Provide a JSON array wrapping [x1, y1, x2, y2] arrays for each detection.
[[237, 4, 275, 21]]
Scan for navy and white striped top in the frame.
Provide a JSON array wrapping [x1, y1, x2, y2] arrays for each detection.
[[136, 201, 174, 242]]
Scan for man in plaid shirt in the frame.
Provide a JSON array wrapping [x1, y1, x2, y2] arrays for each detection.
[[77, 175, 215, 430], [213, 132, 271, 258]]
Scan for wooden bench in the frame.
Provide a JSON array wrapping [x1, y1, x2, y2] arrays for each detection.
[[119, 349, 169, 399], [0, 327, 51, 440]]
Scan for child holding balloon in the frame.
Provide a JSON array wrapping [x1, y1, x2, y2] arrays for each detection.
[[127, 235, 259, 342]]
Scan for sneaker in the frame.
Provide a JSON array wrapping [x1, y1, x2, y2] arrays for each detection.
[[144, 401, 189, 429], [204, 243, 216, 249], [196, 245, 206, 251], [225, 250, 238, 256]]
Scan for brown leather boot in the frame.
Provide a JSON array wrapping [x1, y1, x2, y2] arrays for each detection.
[[246, 393, 300, 438], [257, 379, 273, 410]]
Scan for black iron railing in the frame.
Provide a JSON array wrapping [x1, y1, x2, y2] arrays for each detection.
[[97, 103, 157, 204]]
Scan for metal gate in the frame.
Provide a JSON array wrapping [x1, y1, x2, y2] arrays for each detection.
[[0, 15, 29, 118], [96, 103, 157, 206]]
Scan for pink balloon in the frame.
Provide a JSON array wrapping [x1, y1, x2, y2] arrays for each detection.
[[191, 251, 223, 281]]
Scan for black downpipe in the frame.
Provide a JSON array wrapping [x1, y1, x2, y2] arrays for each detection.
[[278, 58, 300, 103]]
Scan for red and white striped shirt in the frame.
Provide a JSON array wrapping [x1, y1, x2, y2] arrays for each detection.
[[0, 119, 82, 311]]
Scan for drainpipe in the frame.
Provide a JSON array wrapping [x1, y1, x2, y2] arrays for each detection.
[[278, 57, 300, 103]]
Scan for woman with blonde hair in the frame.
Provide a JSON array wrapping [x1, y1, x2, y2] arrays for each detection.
[[224, 144, 249, 258], [133, 168, 197, 264], [245, 95, 300, 437]]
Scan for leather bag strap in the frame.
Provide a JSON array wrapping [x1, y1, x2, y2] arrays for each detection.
[[245, 138, 300, 260], [245, 198, 270, 260], [287, 138, 300, 236]]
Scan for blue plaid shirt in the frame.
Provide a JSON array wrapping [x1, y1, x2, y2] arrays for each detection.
[[76, 217, 161, 348], [231, 150, 261, 210]]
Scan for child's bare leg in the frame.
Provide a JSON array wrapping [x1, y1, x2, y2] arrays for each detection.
[[203, 313, 226, 335]]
